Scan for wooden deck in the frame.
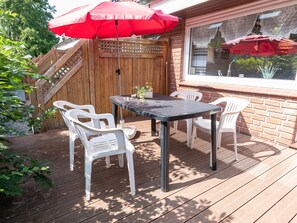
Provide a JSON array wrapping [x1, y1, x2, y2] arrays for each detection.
[[1, 117, 297, 223]]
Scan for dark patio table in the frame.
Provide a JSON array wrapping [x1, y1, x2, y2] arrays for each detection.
[[110, 93, 221, 192]]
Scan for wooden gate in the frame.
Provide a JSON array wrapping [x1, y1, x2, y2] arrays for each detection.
[[91, 38, 169, 116], [33, 38, 169, 129]]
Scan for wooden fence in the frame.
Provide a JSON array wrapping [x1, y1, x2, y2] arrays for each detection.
[[32, 38, 169, 129]]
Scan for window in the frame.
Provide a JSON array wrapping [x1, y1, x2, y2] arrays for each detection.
[[184, 2, 297, 89]]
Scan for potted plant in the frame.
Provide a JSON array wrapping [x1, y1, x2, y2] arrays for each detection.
[[257, 62, 279, 79], [133, 82, 153, 99]]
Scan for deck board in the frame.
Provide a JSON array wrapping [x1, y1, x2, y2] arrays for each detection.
[[1, 117, 297, 223], [255, 185, 297, 223]]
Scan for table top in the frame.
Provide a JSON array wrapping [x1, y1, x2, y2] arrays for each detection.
[[110, 93, 221, 121]]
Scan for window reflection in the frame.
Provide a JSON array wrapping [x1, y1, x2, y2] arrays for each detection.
[[188, 5, 297, 80]]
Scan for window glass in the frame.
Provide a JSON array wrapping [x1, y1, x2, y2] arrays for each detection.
[[188, 5, 297, 80]]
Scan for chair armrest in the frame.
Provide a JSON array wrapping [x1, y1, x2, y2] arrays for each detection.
[[70, 104, 96, 114], [74, 121, 126, 148]]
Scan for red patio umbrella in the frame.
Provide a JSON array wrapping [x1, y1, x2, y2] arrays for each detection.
[[48, 0, 179, 125], [48, 1, 178, 39], [222, 35, 297, 56]]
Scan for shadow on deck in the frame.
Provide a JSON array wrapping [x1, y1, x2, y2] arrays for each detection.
[[1, 117, 297, 223]]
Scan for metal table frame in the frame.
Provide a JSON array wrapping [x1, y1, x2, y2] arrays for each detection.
[[110, 93, 221, 192]]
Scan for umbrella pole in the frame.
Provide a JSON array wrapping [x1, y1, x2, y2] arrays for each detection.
[[115, 20, 124, 127]]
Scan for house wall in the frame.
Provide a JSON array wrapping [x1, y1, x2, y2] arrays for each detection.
[[178, 82, 297, 146], [166, 1, 297, 146]]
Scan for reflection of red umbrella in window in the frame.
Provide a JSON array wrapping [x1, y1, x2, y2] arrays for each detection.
[[48, 0, 179, 124], [222, 35, 297, 56]]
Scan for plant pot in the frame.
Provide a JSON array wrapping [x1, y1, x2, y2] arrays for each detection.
[[144, 91, 153, 98]]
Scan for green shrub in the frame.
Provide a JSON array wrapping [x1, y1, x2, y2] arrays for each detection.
[[0, 17, 53, 197], [0, 143, 52, 197]]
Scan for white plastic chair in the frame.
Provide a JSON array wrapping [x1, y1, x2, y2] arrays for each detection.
[[167, 90, 203, 147], [53, 100, 108, 171], [65, 109, 135, 201], [190, 97, 249, 160]]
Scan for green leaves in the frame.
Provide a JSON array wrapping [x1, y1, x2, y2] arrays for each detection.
[[0, 20, 53, 198], [0, 0, 58, 56], [0, 146, 53, 197], [258, 63, 280, 79]]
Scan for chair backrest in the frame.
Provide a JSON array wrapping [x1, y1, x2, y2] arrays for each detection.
[[211, 97, 249, 132], [170, 90, 203, 101], [65, 109, 126, 154], [53, 100, 96, 133]]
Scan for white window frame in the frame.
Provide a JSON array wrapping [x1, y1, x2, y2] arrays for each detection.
[[183, 0, 297, 90]]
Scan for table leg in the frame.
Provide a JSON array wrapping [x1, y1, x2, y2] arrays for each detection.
[[151, 118, 157, 136], [112, 103, 118, 125], [210, 113, 217, 170], [160, 121, 169, 192]]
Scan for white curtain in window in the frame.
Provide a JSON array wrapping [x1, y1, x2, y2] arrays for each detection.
[[191, 25, 218, 48], [260, 5, 297, 39], [220, 14, 258, 42]]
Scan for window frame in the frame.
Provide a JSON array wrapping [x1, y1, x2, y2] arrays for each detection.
[[183, 0, 297, 90]]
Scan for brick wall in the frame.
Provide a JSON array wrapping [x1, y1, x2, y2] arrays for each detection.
[[176, 82, 297, 146]]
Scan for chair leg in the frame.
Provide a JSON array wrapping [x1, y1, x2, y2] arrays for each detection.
[[233, 132, 238, 160], [217, 132, 222, 149], [126, 152, 135, 195], [85, 159, 92, 201], [173, 121, 178, 134], [69, 133, 76, 171], [190, 126, 197, 149], [118, 154, 124, 167], [186, 119, 192, 147], [105, 156, 111, 168]]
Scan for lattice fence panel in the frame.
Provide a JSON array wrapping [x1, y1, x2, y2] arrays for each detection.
[[42, 49, 83, 95], [98, 40, 164, 56]]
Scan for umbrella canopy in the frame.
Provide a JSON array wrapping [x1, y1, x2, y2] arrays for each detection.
[[222, 35, 297, 57], [48, 0, 179, 127], [48, 1, 179, 39]]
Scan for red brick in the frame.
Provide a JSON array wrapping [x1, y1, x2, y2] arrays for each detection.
[[244, 107, 255, 114], [267, 106, 283, 114], [270, 113, 287, 120], [259, 132, 275, 141], [253, 120, 261, 126], [265, 100, 280, 107], [253, 104, 267, 110], [278, 126, 295, 134], [280, 132, 294, 140], [241, 113, 251, 118], [266, 118, 282, 125], [250, 98, 264, 104], [255, 110, 269, 117], [281, 102, 297, 109], [283, 121, 296, 128], [264, 129, 279, 136], [261, 122, 276, 129], [283, 108, 297, 116], [244, 118, 253, 124], [275, 137, 292, 146], [250, 125, 263, 132], [252, 114, 265, 121]]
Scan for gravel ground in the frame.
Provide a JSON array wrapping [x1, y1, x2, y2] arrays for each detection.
[[5, 120, 32, 137]]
